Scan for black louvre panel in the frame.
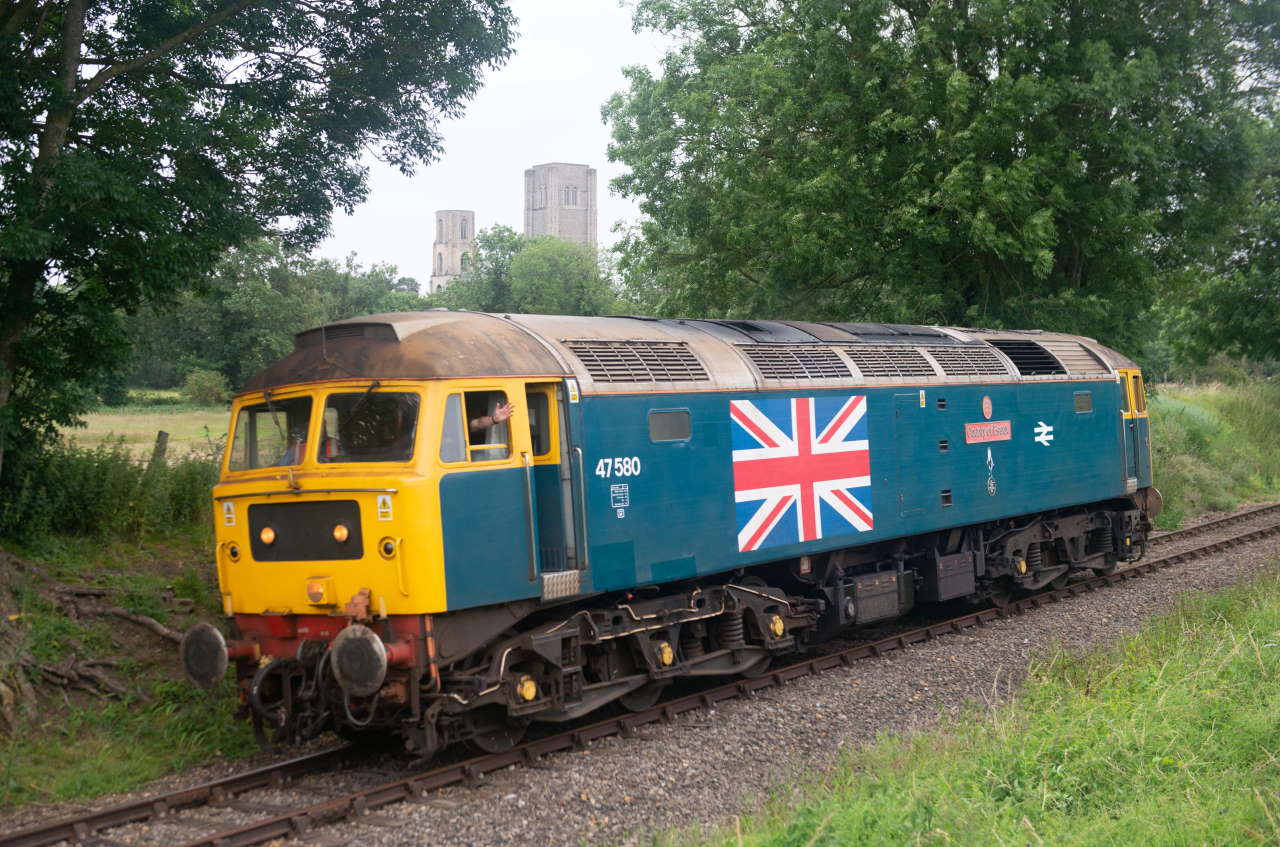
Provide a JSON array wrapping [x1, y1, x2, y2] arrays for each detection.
[[564, 341, 709, 382], [988, 340, 1066, 376], [740, 345, 851, 380], [249, 501, 364, 561], [925, 346, 1010, 377]]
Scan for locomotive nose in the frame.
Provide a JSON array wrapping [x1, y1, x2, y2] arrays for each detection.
[[331, 624, 388, 697]]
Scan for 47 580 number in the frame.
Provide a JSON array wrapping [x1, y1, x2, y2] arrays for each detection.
[[595, 456, 642, 478]]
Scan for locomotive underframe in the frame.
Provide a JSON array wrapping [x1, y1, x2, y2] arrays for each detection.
[[238, 496, 1148, 755]]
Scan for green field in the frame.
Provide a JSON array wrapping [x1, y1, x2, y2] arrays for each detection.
[[64, 394, 228, 458]]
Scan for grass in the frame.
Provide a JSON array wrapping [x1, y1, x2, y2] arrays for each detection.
[[1149, 380, 1280, 528], [686, 566, 1280, 847], [68, 407, 229, 457], [0, 532, 255, 809], [0, 679, 255, 807]]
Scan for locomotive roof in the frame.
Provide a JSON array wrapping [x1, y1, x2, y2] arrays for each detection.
[[240, 311, 1137, 395]]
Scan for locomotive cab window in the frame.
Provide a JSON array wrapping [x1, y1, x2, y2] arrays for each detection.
[[229, 396, 313, 470], [1130, 374, 1147, 413], [526, 388, 552, 457], [440, 391, 512, 463], [318, 391, 419, 463]]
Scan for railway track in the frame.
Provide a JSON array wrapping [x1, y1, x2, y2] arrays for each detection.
[[7, 502, 1280, 847]]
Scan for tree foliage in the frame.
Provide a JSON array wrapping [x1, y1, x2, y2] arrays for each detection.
[[127, 239, 428, 391], [0, 0, 514, 476], [606, 0, 1278, 351], [438, 227, 619, 315], [1168, 120, 1280, 363]]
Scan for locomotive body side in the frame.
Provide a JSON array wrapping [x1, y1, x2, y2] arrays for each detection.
[[571, 377, 1134, 593], [181, 311, 1157, 756]]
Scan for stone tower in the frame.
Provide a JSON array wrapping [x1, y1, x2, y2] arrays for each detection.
[[523, 163, 597, 247], [428, 210, 476, 293]]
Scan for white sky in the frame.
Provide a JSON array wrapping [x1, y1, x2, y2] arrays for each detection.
[[315, 1, 671, 285]]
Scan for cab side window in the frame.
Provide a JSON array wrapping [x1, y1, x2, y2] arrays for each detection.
[[1130, 374, 1147, 413], [527, 389, 551, 457], [440, 391, 512, 463]]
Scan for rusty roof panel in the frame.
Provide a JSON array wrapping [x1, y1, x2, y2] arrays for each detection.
[[239, 311, 567, 393]]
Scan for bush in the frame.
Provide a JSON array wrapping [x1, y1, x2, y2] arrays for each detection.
[[180, 369, 230, 406], [0, 440, 219, 542], [1149, 380, 1280, 528]]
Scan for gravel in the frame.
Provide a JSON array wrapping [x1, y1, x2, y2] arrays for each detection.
[[5, 513, 1278, 847]]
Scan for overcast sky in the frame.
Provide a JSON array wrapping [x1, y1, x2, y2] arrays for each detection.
[[315, 1, 670, 286]]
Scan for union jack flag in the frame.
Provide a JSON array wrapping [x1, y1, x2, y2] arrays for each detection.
[[730, 395, 873, 553]]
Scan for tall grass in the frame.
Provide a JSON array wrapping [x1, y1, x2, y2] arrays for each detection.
[[1149, 380, 1280, 527], [692, 568, 1280, 847], [0, 440, 220, 542]]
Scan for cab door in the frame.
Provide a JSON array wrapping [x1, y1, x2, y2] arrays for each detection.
[[1117, 369, 1147, 492], [437, 382, 540, 609]]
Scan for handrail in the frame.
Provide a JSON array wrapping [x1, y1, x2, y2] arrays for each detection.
[[521, 452, 538, 581], [573, 446, 590, 571]]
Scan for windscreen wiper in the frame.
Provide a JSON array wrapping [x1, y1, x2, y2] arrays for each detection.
[[340, 380, 381, 433]]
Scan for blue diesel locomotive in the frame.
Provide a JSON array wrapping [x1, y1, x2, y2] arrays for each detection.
[[180, 311, 1158, 755]]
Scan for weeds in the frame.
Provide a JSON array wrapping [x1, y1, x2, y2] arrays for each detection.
[[1149, 381, 1280, 527], [691, 569, 1280, 847], [0, 440, 219, 543]]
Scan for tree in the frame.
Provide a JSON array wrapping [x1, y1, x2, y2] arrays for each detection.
[[1167, 120, 1280, 364], [437, 227, 619, 315], [0, 0, 515, 479], [509, 237, 618, 315], [605, 0, 1277, 350], [434, 225, 525, 312], [127, 240, 428, 390]]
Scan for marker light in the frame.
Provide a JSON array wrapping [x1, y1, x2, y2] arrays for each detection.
[[333, 524, 350, 543], [379, 538, 397, 558], [260, 526, 277, 545], [227, 543, 240, 561]]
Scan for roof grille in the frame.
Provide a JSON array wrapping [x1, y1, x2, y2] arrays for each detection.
[[564, 340, 709, 383], [844, 347, 937, 378], [295, 323, 397, 349], [740, 345, 851, 380], [1038, 340, 1111, 376], [989, 340, 1066, 376], [924, 346, 1010, 377]]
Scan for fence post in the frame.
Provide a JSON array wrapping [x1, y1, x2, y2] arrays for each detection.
[[148, 430, 170, 472]]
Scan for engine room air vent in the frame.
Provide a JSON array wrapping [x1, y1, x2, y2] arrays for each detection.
[[564, 340, 709, 383], [740, 345, 851, 380], [844, 347, 938, 379], [294, 323, 398, 349], [1038, 340, 1111, 377], [923, 346, 1011, 378], [988, 340, 1066, 376]]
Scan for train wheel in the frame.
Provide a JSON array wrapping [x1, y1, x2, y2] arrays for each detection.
[[619, 680, 668, 712], [740, 654, 772, 678], [988, 577, 1016, 608], [466, 706, 530, 754]]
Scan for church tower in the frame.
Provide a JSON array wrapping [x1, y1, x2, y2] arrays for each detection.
[[428, 210, 476, 293], [523, 163, 597, 247]]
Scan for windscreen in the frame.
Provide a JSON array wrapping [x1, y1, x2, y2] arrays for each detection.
[[319, 391, 420, 463], [228, 396, 313, 470]]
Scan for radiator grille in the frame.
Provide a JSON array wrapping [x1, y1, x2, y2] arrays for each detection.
[[989, 340, 1066, 376], [740, 345, 851, 380], [844, 346, 937, 378], [1039, 340, 1111, 376], [563, 340, 709, 383], [924, 346, 1011, 377]]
